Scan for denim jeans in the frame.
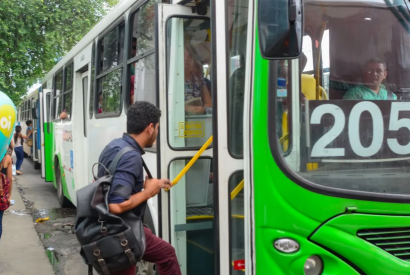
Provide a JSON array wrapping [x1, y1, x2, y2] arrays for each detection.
[[14, 146, 24, 171]]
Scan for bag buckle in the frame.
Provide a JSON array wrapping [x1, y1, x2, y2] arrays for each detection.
[[98, 219, 107, 235]]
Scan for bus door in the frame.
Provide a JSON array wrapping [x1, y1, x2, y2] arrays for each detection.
[[31, 97, 40, 164], [39, 88, 46, 178], [42, 89, 54, 182], [156, 4, 218, 275]]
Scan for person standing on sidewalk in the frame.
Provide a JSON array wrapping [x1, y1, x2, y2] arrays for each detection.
[[13, 126, 29, 175], [0, 168, 11, 241], [97, 101, 181, 275]]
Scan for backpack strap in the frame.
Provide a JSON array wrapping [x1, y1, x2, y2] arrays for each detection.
[[142, 158, 153, 179], [106, 146, 153, 220], [140, 157, 154, 222], [108, 146, 135, 176]]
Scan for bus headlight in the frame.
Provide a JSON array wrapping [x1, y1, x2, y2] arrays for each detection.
[[274, 238, 300, 253], [304, 255, 323, 275]]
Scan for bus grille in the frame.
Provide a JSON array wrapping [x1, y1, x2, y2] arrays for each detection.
[[357, 228, 410, 262]]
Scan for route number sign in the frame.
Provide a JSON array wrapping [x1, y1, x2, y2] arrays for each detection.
[[307, 100, 410, 160]]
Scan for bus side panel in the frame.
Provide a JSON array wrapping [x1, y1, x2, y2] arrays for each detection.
[[44, 122, 55, 182]]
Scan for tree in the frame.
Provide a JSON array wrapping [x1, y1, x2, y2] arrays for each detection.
[[0, 0, 119, 106]]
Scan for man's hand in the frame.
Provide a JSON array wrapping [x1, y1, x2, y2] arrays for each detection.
[[144, 178, 172, 197]]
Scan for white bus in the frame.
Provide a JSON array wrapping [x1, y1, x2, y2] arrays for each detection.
[[17, 89, 42, 170], [38, 0, 410, 274]]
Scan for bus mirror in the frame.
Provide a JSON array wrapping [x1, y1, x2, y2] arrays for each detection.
[[258, 0, 303, 59]]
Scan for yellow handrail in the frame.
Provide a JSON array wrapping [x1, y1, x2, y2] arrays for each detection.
[[166, 135, 213, 191], [230, 179, 244, 200]]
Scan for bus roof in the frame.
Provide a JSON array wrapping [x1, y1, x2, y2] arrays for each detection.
[[42, 0, 137, 83]]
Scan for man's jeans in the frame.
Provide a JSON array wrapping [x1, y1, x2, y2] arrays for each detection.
[[112, 227, 181, 275]]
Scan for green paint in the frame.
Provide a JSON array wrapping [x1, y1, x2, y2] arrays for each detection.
[[311, 214, 410, 274], [43, 122, 54, 182], [252, 17, 410, 274]]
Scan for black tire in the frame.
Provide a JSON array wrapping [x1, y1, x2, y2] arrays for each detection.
[[55, 160, 71, 208]]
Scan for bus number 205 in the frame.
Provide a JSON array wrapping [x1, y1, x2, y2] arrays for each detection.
[[307, 101, 410, 160]]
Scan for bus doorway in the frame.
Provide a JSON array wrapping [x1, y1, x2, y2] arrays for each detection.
[[157, 5, 215, 275]]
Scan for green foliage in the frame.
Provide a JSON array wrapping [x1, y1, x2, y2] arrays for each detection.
[[0, 0, 119, 107]]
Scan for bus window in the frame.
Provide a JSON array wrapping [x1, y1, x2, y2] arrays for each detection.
[[89, 44, 95, 119], [61, 63, 73, 119], [54, 70, 63, 120], [273, 0, 410, 196], [96, 23, 124, 115], [118, 25, 125, 65], [137, 0, 155, 56], [28, 100, 32, 120], [166, 17, 212, 149], [130, 9, 139, 59], [302, 35, 313, 73], [46, 93, 51, 122], [101, 28, 119, 72], [134, 55, 156, 105], [129, 0, 156, 106], [227, 0, 248, 158], [273, 60, 291, 154], [322, 30, 330, 93]]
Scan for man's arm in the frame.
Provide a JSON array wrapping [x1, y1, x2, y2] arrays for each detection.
[[109, 178, 171, 214], [109, 189, 150, 214]]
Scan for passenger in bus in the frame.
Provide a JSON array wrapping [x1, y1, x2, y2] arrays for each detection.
[[26, 120, 34, 151], [343, 58, 396, 100], [184, 42, 212, 115], [97, 101, 181, 275], [59, 110, 68, 120]]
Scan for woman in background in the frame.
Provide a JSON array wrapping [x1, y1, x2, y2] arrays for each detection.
[[13, 126, 29, 175]]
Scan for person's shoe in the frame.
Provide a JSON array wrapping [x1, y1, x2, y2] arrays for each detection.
[[16, 170, 22, 175]]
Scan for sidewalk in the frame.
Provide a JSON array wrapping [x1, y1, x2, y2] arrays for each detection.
[[0, 177, 55, 275]]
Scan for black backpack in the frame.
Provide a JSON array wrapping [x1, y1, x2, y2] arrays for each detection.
[[74, 146, 147, 275]]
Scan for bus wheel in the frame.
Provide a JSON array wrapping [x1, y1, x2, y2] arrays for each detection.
[[136, 261, 155, 275], [55, 161, 71, 208]]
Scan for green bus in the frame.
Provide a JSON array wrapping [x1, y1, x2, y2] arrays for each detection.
[[38, 0, 410, 273]]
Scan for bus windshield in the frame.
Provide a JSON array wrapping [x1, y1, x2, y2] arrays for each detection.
[[274, 0, 410, 196]]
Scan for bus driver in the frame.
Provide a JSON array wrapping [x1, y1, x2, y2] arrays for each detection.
[[343, 58, 397, 100]]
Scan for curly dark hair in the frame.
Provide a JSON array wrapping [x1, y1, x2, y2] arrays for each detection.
[[127, 101, 161, 135], [26, 120, 33, 126]]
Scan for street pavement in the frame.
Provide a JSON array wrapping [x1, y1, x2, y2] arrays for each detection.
[[0, 158, 88, 275], [0, 167, 54, 274]]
